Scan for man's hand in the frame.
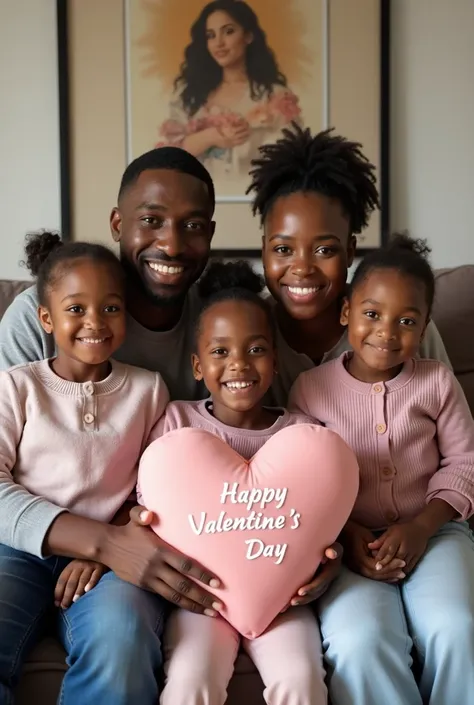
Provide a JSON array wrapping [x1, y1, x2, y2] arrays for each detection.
[[289, 543, 343, 606], [368, 520, 431, 575], [54, 559, 106, 609], [101, 506, 223, 616], [44, 509, 224, 616], [343, 521, 406, 582]]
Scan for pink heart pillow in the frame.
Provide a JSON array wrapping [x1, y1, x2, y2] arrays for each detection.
[[138, 424, 358, 638]]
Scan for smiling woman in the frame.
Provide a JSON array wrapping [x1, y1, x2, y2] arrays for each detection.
[[245, 123, 379, 403]]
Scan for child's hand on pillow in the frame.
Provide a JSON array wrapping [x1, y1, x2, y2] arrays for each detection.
[[288, 543, 343, 607], [368, 521, 430, 575], [55, 560, 108, 609], [343, 520, 406, 582]]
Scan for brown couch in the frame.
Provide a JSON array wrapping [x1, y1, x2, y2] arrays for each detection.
[[1, 264, 473, 704]]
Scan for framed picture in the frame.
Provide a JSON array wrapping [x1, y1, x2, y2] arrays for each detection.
[[57, 0, 389, 256]]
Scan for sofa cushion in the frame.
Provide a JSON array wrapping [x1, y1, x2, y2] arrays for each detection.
[[0, 280, 29, 319], [433, 266, 474, 412]]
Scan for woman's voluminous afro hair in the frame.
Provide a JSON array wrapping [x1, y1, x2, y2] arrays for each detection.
[[247, 122, 380, 234]]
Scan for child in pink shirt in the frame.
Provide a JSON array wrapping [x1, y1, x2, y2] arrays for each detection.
[[289, 234, 474, 705], [147, 260, 330, 705], [0, 232, 169, 703]]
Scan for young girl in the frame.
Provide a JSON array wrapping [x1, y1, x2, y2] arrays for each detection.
[[0, 232, 170, 703], [246, 123, 451, 406], [289, 235, 474, 705], [149, 261, 329, 705]]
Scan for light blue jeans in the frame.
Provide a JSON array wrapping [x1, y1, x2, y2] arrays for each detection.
[[317, 521, 474, 705], [0, 545, 167, 705]]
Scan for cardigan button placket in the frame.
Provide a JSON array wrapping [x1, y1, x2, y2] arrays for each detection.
[[84, 382, 94, 396], [373, 383, 399, 523], [82, 382, 97, 429]]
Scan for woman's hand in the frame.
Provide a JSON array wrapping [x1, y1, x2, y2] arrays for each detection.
[[343, 521, 406, 582], [213, 120, 250, 149], [182, 120, 250, 157], [54, 559, 106, 609], [289, 543, 343, 607]]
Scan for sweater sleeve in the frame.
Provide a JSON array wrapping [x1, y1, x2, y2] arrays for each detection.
[[426, 364, 474, 520], [0, 371, 66, 557], [0, 288, 54, 370], [419, 320, 452, 370]]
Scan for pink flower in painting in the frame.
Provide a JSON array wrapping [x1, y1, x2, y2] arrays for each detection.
[[210, 111, 246, 130], [269, 91, 301, 122], [159, 119, 184, 140]]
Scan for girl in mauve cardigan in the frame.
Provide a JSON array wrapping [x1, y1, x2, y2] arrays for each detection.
[[290, 234, 474, 705]]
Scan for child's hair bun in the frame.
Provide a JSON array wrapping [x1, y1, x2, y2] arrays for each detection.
[[388, 231, 431, 260], [23, 230, 63, 277], [198, 260, 264, 300]]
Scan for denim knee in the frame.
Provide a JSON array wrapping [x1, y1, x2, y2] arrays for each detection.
[[420, 609, 474, 655], [324, 617, 407, 667], [59, 573, 167, 703], [62, 592, 166, 675]]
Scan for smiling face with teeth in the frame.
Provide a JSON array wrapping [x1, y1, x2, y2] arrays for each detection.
[[111, 168, 215, 328], [192, 299, 277, 429], [262, 192, 356, 326], [341, 268, 429, 383], [38, 260, 126, 382]]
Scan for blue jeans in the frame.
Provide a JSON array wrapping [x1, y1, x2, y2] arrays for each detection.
[[0, 545, 167, 705], [317, 521, 474, 705]]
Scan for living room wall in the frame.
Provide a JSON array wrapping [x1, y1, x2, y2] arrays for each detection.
[[0, 0, 61, 281], [1, 0, 473, 280], [390, 0, 474, 268]]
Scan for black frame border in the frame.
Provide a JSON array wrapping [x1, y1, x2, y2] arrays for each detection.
[[57, 0, 71, 241]]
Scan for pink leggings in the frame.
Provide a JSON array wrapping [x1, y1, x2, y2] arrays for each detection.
[[160, 606, 327, 705]]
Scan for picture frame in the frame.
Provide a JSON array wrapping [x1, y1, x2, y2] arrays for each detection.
[[56, 0, 390, 257]]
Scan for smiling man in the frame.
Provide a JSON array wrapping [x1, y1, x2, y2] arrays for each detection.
[[0, 147, 215, 399]]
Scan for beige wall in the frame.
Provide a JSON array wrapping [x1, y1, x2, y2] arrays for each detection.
[[1, 0, 60, 280], [329, 0, 381, 247], [390, 0, 474, 268], [68, 0, 126, 248], [68, 0, 382, 250]]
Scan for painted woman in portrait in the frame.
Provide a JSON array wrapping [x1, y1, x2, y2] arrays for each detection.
[[157, 0, 302, 178]]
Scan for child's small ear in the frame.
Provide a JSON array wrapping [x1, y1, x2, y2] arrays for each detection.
[[38, 306, 53, 335], [340, 297, 350, 327], [191, 354, 203, 381]]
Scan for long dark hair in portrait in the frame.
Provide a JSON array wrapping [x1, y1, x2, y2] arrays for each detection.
[[174, 0, 288, 116]]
